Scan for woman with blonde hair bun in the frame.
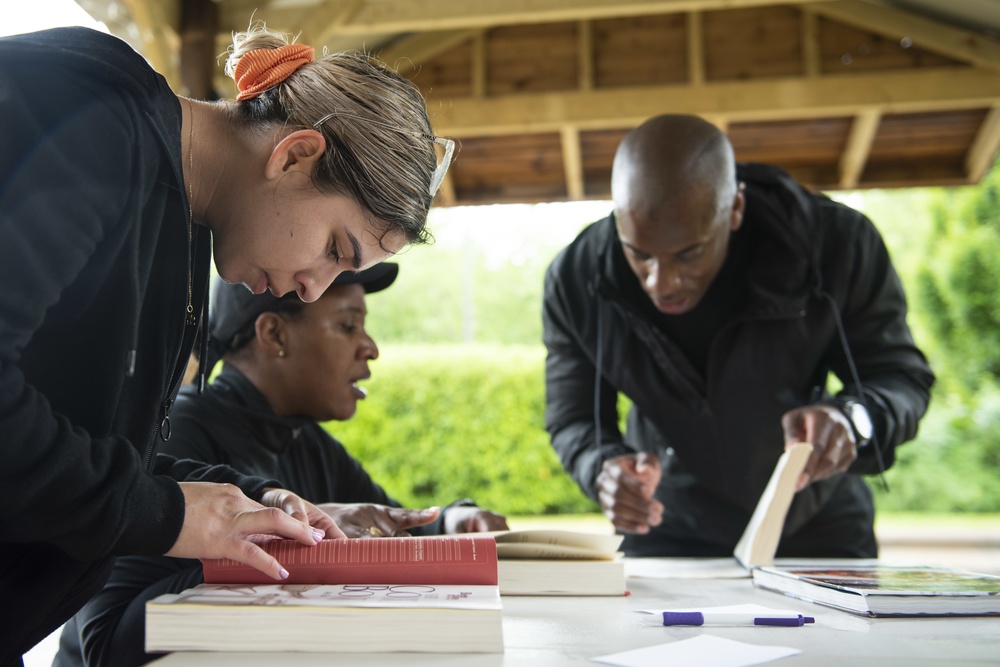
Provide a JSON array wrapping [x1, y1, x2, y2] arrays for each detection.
[[0, 20, 448, 665]]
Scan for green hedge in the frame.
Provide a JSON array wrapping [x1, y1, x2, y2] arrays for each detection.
[[323, 344, 599, 515], [322, 343, 1000, 516]]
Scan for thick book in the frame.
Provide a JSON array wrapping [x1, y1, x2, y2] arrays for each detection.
[[752, 564, 1000, 617], [148, 535, 503, 654], [489, 529, 627, 596], [733, 442, 813, 569], [202, 534, 498, 586], [146, 583, 503, 653]]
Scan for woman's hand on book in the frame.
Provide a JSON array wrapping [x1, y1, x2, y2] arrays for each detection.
[[317, 503, 440, 537], [166, 482, 342, 581], [259, 487, 347, 540]]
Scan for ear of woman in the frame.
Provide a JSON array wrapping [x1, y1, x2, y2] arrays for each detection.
[[265, 129, 327, 181], [254, 312, 288, 357]]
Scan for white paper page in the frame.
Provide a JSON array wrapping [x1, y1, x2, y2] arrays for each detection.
[[592, 635, 800, 667]]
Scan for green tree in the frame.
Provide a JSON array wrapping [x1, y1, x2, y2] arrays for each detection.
[[914, 165, 1000, 393], [866, 164, 1000, 513]]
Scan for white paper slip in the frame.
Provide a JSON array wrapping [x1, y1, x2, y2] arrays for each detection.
[[592, 635, 800, 667]]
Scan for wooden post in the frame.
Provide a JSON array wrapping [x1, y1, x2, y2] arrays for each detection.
[[180, 0, 219, 100]]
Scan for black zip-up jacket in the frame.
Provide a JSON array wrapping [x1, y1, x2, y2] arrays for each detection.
[[56, 365, 470, 667], [543, 163, 934, 557], [0, 28, 276, 659]]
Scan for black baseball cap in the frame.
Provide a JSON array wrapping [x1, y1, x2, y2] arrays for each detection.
[[209, 262, 399, 350]]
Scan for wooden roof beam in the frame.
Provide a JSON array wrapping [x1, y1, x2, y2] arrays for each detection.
[[325, 0, 831, 36], [687, 11, 704, 85], [802, 9, 821, 77], [807, 0, 1000, 73], [120, 0, 179, 90], [966, 105, 1000, 182], [578, 20, 594, 91], [472, 30, 487, 98], [379, 30, 478, 75], [302, 0, 366, 49], [428, 67, 1000, 136], [839, 110, 881, 188], [561, 127, 585, 199]]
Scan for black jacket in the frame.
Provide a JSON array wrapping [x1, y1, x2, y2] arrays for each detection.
[[56, 365, 464, 667], [543, 163, 934, 557], [0, 28, 274, 659]]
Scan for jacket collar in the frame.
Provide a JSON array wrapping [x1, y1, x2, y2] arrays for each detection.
[[211, 364, 314, 429]]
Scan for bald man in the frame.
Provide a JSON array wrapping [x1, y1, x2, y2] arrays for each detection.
[[543, 114, 934, 557]]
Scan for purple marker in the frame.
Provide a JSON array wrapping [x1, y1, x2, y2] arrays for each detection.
[[661, 611, 815, 627]]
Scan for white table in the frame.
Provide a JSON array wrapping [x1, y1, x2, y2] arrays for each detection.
[[155, 564, 1000, 666]]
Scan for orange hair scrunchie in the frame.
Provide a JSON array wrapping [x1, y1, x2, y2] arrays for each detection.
[[234, 43, 315, 101]]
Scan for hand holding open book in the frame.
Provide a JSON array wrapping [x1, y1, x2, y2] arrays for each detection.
[[734, 442, 813, 569]]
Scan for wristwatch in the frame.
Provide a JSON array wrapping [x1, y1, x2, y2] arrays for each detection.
[[840, 399, 873, 449]]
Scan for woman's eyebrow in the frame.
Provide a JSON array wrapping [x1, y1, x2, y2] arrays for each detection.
[[346, 230, 363, 269]]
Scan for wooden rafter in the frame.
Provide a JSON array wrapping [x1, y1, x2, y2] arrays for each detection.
[[578, 20, 594, 91], [301, 0, 366, 48], [321, 0, 832, 35], [472, 30, 487, 98], [966, 105, 1000, 181], [807, 0, 1000, 73], [120, 0, 179, 89], [802, 9, 821, 77], [429, 67, 1000, 136], [839, 110, 881, 188], [379, 30, 478, 75], [561, 126, 585, 199], [687, 11, 704, 85]]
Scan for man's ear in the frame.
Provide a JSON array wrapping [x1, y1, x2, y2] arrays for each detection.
[[254, 312, 287, 356], [730, 181, 746, 232], [264, 129, 327, 181]]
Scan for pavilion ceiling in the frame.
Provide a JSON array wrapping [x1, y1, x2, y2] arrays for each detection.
[[78, 0, 1000, 205]]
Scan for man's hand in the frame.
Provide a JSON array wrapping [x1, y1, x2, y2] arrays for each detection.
[[781, 404, 858, 491], [317, 503, 440, 538], [165, 482, 332, 581], [596, 452, 664, 534], [443, 506, 509, 534], [259, 487, 347, 540]]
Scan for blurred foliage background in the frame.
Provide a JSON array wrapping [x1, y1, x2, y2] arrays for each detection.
[[325, 170, 1000, 516]]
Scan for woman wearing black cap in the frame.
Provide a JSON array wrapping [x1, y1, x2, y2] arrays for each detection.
[[55, 264, 507, 667]]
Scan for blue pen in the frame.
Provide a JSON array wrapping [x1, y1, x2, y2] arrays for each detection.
[[662, 611, 815, 627]]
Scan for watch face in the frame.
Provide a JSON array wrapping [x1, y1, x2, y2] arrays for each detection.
[[848, 402, 873, 440]]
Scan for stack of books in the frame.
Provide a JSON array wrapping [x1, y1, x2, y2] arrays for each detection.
[[491, 528, 627, 596], [146, 535, 503, 654]]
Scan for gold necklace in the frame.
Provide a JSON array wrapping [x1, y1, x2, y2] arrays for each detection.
[[184, 98, 196, 326]]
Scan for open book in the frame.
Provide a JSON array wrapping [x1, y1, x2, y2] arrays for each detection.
[[733, 442, 813, 570], [488, 529, 627, 596], [147, 535, 503, 654], [626, 443, 813, 580]]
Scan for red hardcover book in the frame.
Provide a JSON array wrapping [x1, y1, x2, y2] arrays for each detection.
[[202, 535, 499, 586]]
